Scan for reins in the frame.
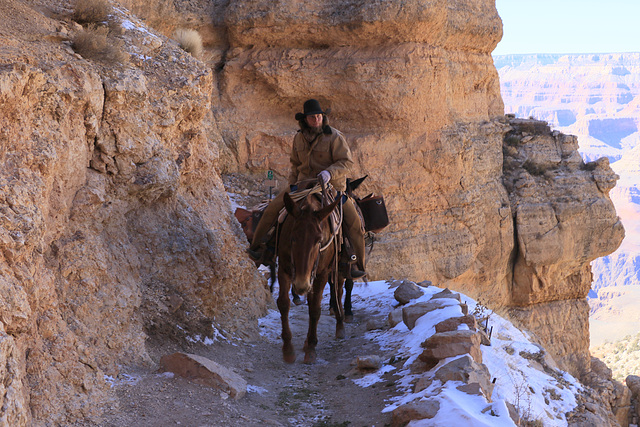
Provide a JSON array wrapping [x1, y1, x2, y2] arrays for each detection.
[[281, 182, 342, 291], [321, 181, 344, 320]]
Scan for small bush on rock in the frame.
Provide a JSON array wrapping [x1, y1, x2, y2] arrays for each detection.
[[73, 0, 112, 25], [174, 29, 203, 58], [72, 25, 129, 64], [522, 159, 547, 176]]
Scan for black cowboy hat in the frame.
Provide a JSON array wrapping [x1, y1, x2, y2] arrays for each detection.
[[295, 99, 331, 121]]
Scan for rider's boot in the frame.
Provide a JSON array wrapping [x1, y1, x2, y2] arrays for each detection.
[[343, 236, 366, 279]]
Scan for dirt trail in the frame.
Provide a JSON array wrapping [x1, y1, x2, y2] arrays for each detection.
[[96, 289, 398, 427]]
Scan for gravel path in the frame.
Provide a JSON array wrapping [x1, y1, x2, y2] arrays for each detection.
[[97, 288, 399, 427]]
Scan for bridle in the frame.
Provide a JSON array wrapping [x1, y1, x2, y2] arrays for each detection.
[[289, 182, 343, 296]]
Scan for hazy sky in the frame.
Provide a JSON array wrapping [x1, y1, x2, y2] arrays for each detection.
[[493, 0, 640, 55]]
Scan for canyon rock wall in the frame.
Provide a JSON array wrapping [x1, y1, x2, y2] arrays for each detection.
[[205, 0, 626, 383], [0, 1, 269, 425], [214, 0, 510, 296], [0, 0, 628, 424], [496, 53, 640, 351], [202, 0, 623, 379]]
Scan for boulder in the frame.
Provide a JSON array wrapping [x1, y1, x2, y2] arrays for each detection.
[[591, 356, 613, 380], [402, 300, 460, 330], [388, 308, 404, 328], [419, 330, 483, 365], [626, 375, 640, 397], [456, 382, 484, 396], [431, 288, 462, 302], [159, 353, 247, 400], [391, 399, 440, 427], [394, 281, 425, 304], [434, 315, 477, 333], [434, 354, 493, 399], [356, 355, 383, 371], [478, 329, 491, 346], [414, 375, 433, 393]]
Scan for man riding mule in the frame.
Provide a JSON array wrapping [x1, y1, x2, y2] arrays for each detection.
[[247, 99, 367, 279]]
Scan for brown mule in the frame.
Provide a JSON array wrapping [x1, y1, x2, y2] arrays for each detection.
[[277, 191, 346, 364]]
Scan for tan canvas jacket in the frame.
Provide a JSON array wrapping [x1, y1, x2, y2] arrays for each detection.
[[288, 127, 353, 191]]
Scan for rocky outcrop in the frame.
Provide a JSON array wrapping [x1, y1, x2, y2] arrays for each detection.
[[497, 53, 640, 350], [0, 2, 268, 425], [208, 1, 515, 311], [502, 118, 624, 377], [390, 288, 499, 426], [118, 2, 510, 300]]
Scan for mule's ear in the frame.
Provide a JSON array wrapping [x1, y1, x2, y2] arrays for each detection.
[[283, 192, 299, 217], [234, 207, 251, 223], [348, 175, 368, 192], [316, 198, 339, 222]]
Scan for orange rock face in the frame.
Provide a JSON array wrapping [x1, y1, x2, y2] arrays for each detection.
[[208, 0, 624, 380], [0, 1, 269, 425], [213, 0, 509, 298]]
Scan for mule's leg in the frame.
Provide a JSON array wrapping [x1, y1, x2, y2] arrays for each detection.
[[333, 277, 346, 339], [303, 278, 327, 364], [268, 262, 276, 293], [344, 278, 354, 323], [277, 271, 295, 364], [328, 279, 337, 315]]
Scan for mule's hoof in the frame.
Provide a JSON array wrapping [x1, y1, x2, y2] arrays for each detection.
[[303, 351, 317, 364], [293, 297, 304, 306], [335, 327, 345, 340], [283, 352, 296, 364], [283, 343, 296, 364], [345, 314, 354, 323], [329, 308, 335, 316]]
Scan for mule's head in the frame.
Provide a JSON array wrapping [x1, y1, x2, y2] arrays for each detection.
[[283, 192, 338, 295], [234, 207, 263, 243]]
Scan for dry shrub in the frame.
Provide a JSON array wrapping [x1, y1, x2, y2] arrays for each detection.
[[73, 0, 112, 25], [174, 29, 203, 58], [72, 25, 129, 64]]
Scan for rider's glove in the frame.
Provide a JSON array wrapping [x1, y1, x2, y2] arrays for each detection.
[[317, 170, 331, 185]]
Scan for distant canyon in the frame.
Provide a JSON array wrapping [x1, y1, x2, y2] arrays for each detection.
[[495, 52, 640, 347]]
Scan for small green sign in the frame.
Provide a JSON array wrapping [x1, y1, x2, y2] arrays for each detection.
[[267, 170, 274, 180]]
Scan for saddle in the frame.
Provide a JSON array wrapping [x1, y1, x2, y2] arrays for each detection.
[[235, 176, 389, 278]]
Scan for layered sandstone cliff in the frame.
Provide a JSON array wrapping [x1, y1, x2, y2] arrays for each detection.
[[0, 1, 269, 425], [201, 0, 623, 380], [501, 119, 624, 376], [0, 0, 628, 425]]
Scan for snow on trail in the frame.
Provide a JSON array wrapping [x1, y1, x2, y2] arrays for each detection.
[[259, 279, 580, 426]]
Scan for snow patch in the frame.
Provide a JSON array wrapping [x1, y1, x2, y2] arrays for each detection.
[[247, 385, 268, 395]]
